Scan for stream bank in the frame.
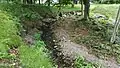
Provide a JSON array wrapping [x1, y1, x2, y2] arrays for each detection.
[[40, 17, 120, 68]]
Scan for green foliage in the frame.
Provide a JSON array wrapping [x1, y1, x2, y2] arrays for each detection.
[[91, 4, 119, 18], [19, 43, 53, 68], [93, 0, 120, 4], [0, 11, 22, 61], [0, 3, 55, 68], [62, 5, 80, 12], [34, 33, 41, 40], [35, 40, 46, 48], [19, 32, 54, 68], [75, 56, 96, 68], [34, 33, 46, 47], [74, 19, 120, 63], [0, 11, 22, 48], [0, 52, 16, 59], [0, 3, 56, 21], [0, 3, 40, 20]]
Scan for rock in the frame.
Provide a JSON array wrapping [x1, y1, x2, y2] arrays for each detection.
[[63, 14, 67, 17], [93, 13, 107, 19], [24, 35, 35, 45], [42, 18, 56, 23], [28, 28, 40, 35], [53, 40, 56, 42], [76, 12, 81, 16], [54, 46, 57, 48]]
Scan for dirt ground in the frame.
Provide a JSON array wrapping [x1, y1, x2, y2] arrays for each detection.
[[51, 17, 120, 68]]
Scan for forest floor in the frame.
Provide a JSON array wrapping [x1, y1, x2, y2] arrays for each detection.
[[51, 16, 120, 68]]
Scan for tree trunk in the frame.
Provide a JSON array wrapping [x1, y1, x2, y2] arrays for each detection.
[[39, 0, 40, 4], [33, 0, 35, 4], [83, 0, 90, 20], [7, 0, 9, 3], [48, 0, 51, 6], [71, 0, 74, 8], [27, 0, 32, 4], [80, 0, 83, 15], [23, 0, 26, 4], [30, 0, 32, 4], [110, 6, 120, 43]]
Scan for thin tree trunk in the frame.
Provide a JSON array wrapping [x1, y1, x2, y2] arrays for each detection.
[[110, 6, 120, 43], [33, 0, 35, 4], [81, 0, 83, 15], [83, 0, 90, 20], [7, 0, 9, 3], [26, 0, 32, 4], [23, 0, 26, 4], [48, 0, 50, 6], [39, 0, 40, 4], [30, 0, 32, 4], [27, 0, 29, 4]]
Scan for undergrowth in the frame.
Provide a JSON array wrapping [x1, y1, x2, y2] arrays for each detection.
[[0, 3, 55, 68], [0, 10, 23, 68], [75, 56, 101, 68], [19, 33, 54, 68], [91, 4, 119, 18], [0, 11, 22, 56], [74, 18, 120, 63], [0, 3, 56, 21]]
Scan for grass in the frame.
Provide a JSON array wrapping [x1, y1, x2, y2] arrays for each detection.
[[19, 45, 54, 68], [0, 3, 56, 21], [59, 4, 119, 19], [0, 10, 23, 68], [75, 56, 101, 68], [73, 18, 120, 63], [0, 11, 22, 56], [0, 3, 55, 68], [62, 5, 80, 12], [91, 4, 119, 18], [19, 32, 54, 68]]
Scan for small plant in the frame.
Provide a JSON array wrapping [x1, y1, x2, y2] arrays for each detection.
[[35, 40, 46, 48], [75, 56, 95, 68], [34, 33, 41, 40]]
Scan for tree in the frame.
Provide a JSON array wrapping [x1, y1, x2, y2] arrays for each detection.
[[39, 0, 40, 4], [83, 0, 90, 20], [79, 0, 83, 15]]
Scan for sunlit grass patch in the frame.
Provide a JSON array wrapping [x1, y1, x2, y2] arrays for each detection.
[[91, 4, 119, 18], [19, 43, 54, 68]]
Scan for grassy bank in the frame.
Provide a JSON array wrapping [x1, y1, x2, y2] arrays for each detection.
[[0, 3, 55, 68]]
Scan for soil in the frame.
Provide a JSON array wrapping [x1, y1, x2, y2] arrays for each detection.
[[20, 13, 120, 68], [41, 16, 120, 68]]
